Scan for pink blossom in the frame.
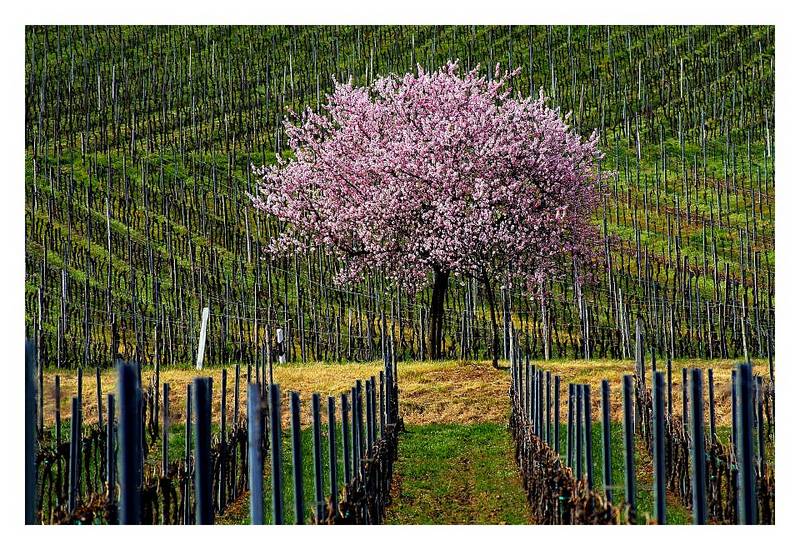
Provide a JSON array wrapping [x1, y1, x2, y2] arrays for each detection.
[[251, 61, 603, 293]]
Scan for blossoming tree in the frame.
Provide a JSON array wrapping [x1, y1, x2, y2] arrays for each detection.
[[252, 62, 602, 367]]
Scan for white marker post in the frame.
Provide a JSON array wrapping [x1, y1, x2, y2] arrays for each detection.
[[196, 307, 210, 370], [276, 328, 286, 364]]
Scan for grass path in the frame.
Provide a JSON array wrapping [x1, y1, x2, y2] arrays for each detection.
[[385, 423, 532, 525]]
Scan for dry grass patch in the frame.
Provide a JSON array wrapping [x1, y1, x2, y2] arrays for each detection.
[[43, 361, 385, 429], [41, 357, 771, 429]]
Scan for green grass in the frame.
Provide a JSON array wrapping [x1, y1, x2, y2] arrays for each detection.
[[385, 423, 531, 524]]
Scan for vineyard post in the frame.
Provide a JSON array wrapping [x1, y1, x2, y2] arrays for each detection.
[[290, 391, 304, 524], [370, 376, 378, 444], [277, 328, 286, 364], [538, 370, 545, 439], [269, 383, 284, 525], [76, 367, 83, 499], [653, 371, 666, 524], [707, 369, 716, 440], [379, 371, 385, 438], [195, 306, 210, 370], [736, 362, 756, 524], [341, 393, 352, 485], [622, 375, 636, 520], [756, 376, 766, 476], [106, 394, 115, 508], [96, 365, 103, 433], [118, 360, 141, 525], [635, 317, 645, 428], [233, 363, 240, 498], [531, 365, 537, 432], [247, 383, 264, 525], [567, 383, 575, 471], [689, 368, 707, 524], [525, 360, 532, 423], [162, 383, 170, 476], [546, 371, 552, 446], [55, 374, 62, 507], [356, 381, 365, 478], [184, 383, 192, 525], [327, 395, 339, 518], [582, 384, 593, 490], [68, 397, 79, 514], [682, 368, 689, 432], [25, 340, 37, 525], [554, 375, 561, 457], [219, 368, 227, 509], [192, 377, 213, 524], [311, 393, 324, 522], [575, 382, 583, 479], [667, 355, 673, 419], [731, 369, 739, 458], [601, 380, 612, 504], [366, 379, 374, 449], [351, 385, 359, 479]]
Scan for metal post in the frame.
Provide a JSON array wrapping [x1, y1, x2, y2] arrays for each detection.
[[365, 379, 374, 450], [68, 397, 79, 513], [567, 383, 574, 470], [356, 381, 365, 477], [575, 383, 583, 479], [601, 380, 612, 504], [184, 383, 192, 525], [106, 394, 115, 507], [546, 371, 552, 446], [327, 396, 339, 518], [554, 375, 561, 457], [731, 370, 739, 456], [689, 368, 707, 524], [538, 371, 545, 438], [192, 377, 213, 524], [233, 364, 240, 499], [622, 375, 636, 519], [25, 340, 37, 524], [582, 384, 593, 489], [290, 391, 304, 524], [666, 355, 673, 420], [269, 383, 283, 525], [756, 377, 766, 477], [682, 368, 689, 432], [219, 369, 227, 509], [736, 363, 756, 524], [351, 386, 359, 479], [653, 371, 666, 524], [55, 374, 62, 507], [379, 371, 385, 438], [311, 393, 324, 522], [707, 368, 716, 440], [247, 383, 264, 525], [526, 361, 532, 423], [533, 369, 539, 435], [370, 376, 378, 445], [341, 393, 351, 485], [117, 360, 141, 525], [162, 383, 170, 475]]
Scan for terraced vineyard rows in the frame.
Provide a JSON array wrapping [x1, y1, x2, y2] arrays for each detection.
[[25, 26, 774, 373]]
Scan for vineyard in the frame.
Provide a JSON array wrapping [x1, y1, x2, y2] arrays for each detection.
[[23, 24, 775, 527]]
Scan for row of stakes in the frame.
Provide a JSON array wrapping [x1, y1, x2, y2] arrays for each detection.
[[511, 350, 768, 525], [25, 339, 399, 525]]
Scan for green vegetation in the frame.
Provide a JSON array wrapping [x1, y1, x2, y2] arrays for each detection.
[[386, 424, 531, 525]]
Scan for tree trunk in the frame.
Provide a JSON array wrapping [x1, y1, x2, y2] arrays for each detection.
[[482, 270, 501, 369], [429, 268, 450, 360]]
